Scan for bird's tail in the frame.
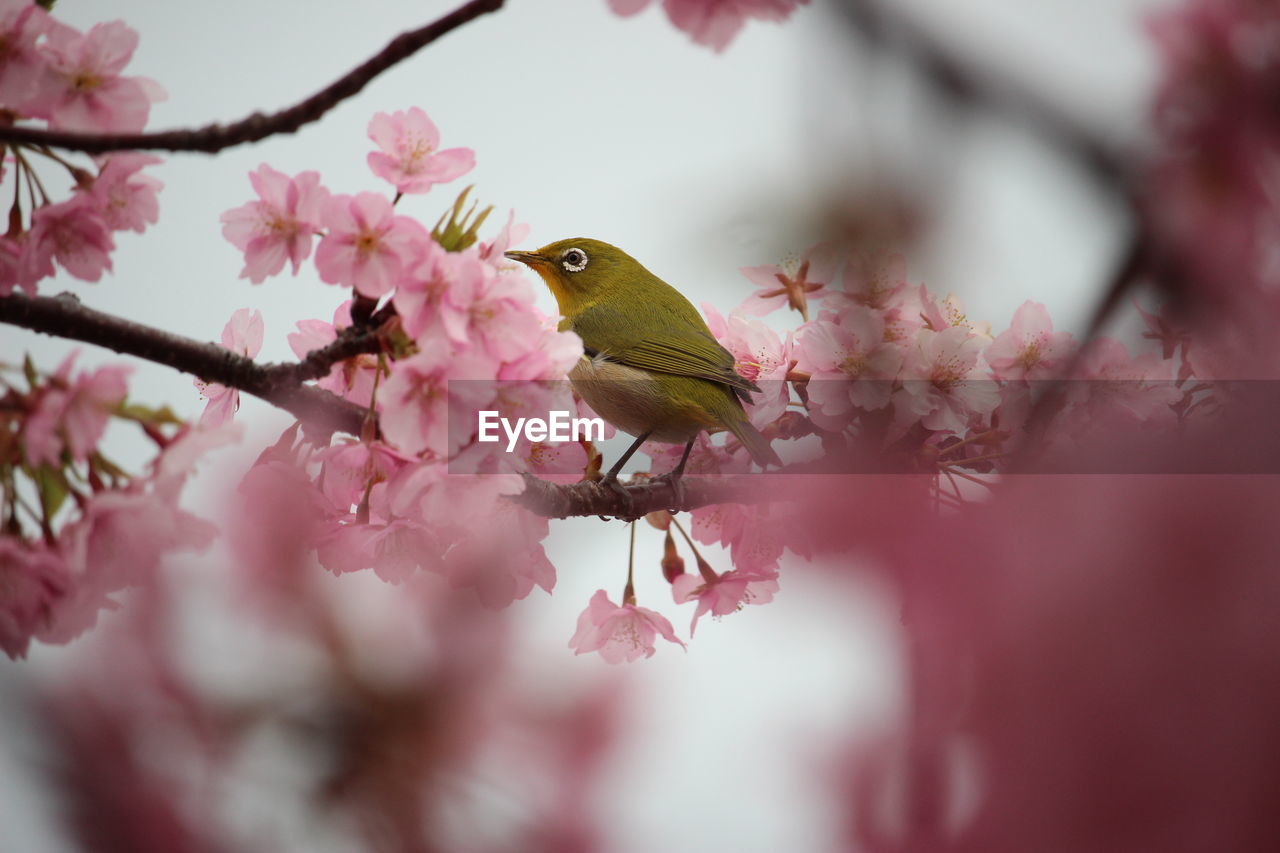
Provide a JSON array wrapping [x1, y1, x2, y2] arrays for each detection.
[[728, 417, 782, 469]]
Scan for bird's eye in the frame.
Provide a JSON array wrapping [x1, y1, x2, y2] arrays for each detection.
[[561, 248, 588, 273]]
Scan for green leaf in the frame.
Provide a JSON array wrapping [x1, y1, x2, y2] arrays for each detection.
[[114, 401, 186, 426], [22, 354, 38, 391], [432, 185, 494, 252]]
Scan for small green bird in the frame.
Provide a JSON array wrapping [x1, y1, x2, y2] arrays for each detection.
[[504, 238, 781, 509]]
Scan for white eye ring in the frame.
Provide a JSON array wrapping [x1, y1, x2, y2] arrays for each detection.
[[561, 248, 589, 273]]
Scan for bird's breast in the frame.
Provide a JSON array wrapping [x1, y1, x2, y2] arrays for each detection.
[[569, 353, 711, 443]]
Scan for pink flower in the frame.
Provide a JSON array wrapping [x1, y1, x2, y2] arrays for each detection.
[[477, 210, 530, 265], [672, 566, 778, 635], [366, 107, 475, 194], [0, 538, 69, 659], [287, 302, 380, 407], [838, 251, 909, 310], [220, 165, 328, 284], [611, 0, 809, 53], [24, 351, 130, 467], [314, 191, 430, 298], [739, 242, 839, 320], [30, 195, 115, 282], [0, 0, 59, 114], [316, 518, 440, 583], [894, 326, 1000, 437], [393, 241, 476, 342], [795, 304, 905, 427], [378, 337, 497, 457], [704, 304, 792, 425], [985, 301, 1077, 381], [40, 19, 165, 132], [195, 308, 263, 427], [87, 153, 163, 233], [569, 589, 685, 663]]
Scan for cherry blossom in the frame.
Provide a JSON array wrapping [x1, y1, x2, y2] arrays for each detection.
[[314, 191, 430, 298], [40, 19, 165, 133], [738, 242, 839, 319], [895, 326, 1000, 437], [0, 538, 69, 659], [704, 304, 793, 425], [672, 566, 778, 634], [985, 300, 1077, 381], [23, 351, 130, 466], [378, 337, 498, 457], [794, 303, 905, 427], [366, 107, 475, 195], [0, 0, 58, 113], [220, 165, 329, 284], [195, 308, 263, 426], [287, 301, 380, 407], [29, 195, 115, 282], [87, 153, 163, 233], [568, 590, 685, 663]]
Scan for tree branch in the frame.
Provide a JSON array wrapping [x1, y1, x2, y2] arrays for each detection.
[[0, 0, 505, 154], [0, 292, 378, 437], [511, 473, 760, 519]]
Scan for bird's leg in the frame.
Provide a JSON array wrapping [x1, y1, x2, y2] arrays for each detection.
[[599, 431, 651, 517], [653, 438, 694, 510]]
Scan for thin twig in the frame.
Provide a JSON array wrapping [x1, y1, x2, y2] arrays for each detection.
[[0, 0, 505, 154]]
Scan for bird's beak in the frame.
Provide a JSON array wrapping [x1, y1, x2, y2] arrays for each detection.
[[504, 250, 549, 268]]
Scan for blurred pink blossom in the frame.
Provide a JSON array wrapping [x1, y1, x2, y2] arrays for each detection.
[[24, 351, 130, 466]]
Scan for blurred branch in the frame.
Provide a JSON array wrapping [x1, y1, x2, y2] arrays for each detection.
[[0, 0, 506, 154], [839, 0, 1157, 380], [0, 292, 379, 437], [838, 0, 1131, 189]]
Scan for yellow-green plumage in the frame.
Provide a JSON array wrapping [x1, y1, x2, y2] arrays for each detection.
[[504, 238, 781, 472]]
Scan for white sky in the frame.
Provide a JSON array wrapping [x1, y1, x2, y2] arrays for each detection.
[[2, 0, 1172, 850]]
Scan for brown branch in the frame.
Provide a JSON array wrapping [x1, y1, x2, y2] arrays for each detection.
[[0, 0, 505, 154], [0, 292, 379, 437]]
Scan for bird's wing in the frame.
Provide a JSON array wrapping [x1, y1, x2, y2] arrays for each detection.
[[572, 306, 760, 397]]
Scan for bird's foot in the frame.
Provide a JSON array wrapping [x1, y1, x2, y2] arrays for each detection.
[[650, 471, 687, 511], [597, 474, 636, 519]]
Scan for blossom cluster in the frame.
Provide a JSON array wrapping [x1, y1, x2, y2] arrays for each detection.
[[0, 1, 165, 296], [0, 353, 226, 658], [216, 107, 586, 618]]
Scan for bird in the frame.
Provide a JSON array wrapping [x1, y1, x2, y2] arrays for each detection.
[[504, 238, 781, 513]]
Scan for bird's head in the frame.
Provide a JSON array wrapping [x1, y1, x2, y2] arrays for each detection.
[[504, 238, 637, 319]]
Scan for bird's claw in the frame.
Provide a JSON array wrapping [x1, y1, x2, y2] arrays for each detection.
[[651, 471, 687, 511], [598, 474, 636, 518]]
